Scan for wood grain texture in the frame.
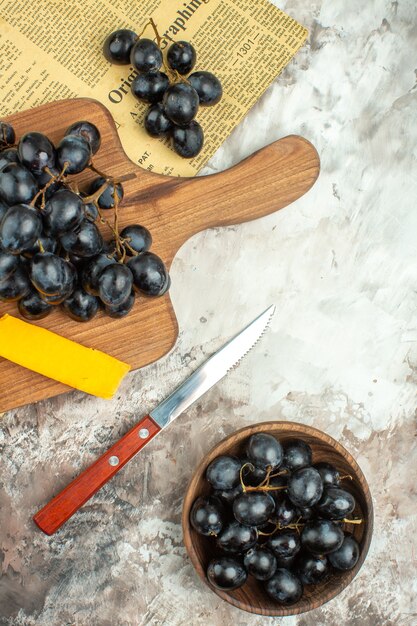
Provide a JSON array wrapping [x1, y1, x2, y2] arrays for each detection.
[[182, 421, 373, 617], [33, 414, 160, 535], [0, 98, 320, 412]]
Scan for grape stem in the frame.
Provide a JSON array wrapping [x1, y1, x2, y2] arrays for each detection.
[[245, 485, 287, 493], [30, 162, 69, 209], [81, 179, 120, 246], [82, 179, 111, 205], [82, 176, 131, 262], [112, 186, 124, 262], [239, 462, 254, 493], [269, 469, 289, 479], [136, 21, 151, 41], [257, 466, 274, 488], [121, 238, 139, 256], [88, 162, 113, 180], [258, 528, 277, 537], [68, 180, 80, 195], [148, 18, 189, 84], [258, 515, 363, 538], [258, 467, 288, 488], [258, 519, 305, 537], [239, 462, 288, 493]]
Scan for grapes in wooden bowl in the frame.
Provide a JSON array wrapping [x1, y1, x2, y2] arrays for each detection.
[[182, 421, 373, 617]]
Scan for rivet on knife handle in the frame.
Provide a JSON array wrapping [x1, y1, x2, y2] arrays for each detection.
[[33, 415, 160, 535]]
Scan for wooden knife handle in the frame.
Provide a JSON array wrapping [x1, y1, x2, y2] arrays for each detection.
[[33, 415, 161, 535]]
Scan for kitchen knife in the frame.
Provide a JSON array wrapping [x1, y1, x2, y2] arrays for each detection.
[[33, 304, 275, 535]]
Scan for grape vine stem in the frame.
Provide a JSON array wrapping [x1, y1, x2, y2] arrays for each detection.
[[239, 462, 287, 493], [148, 18, 189, 84], [30, 162, 69, 209]]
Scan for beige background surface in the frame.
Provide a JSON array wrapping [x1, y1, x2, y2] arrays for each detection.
[[1, 0, 416, 624]]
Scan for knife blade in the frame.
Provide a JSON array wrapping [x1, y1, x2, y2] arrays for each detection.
[[33, 304, 275, 535]]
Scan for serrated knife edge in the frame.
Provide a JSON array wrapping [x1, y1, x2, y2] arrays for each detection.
[[150, 304, 275, 428]]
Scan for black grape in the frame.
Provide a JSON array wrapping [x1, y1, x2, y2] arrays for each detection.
[[30, 252, 75, 296], [243, 547, 277, 581], [188, 71, 223, 106], [315, 487, 355, 520], [62, 286, 99, 322], [81, 253, 116, 296], [233, 491, 275, 527], [144, 104, 173, 137], [120, 224, 152, 255], [18, 289, 53, 320], [65, 121, 101, 155], [105, 289, 135, 318], [283, 439, 312, 471], [265, 569, 303, 605], [0, 201, 8, 222], [0, 163, 38, 205], [207, 557, 247, 591], [314, 462, 340, 487], [296, 553, 330, 585], [127, 251, 170, 296], [328, 535, 360, 570], [0, 251, 20, 283], [301, 519, 344, 555], [267, 531, 301, 560], [60, 220, 103, 257], [98, 263, 133, 307], [0, 204, 42, 254], [163, 83, 199, 126], [18, 132, 56, 175], [22, 233, 57, 258], [190, 496, 225, 537], [246, 433, 283, 471], [287, 467, 323, 508], [0, 121, 15, 148], [43, 189, 84, 235], [131, 72, 169, 104], [103, 29, 138, 65], [83, 200, 99, 222], [206, 455, 241, 490], [0, 148, 19, 171], [130, 39, 162, 72], [35, 166, 62, 201], [57, 135, 91, 174], [172, 122, 204, 158], [0, 266, 30, 302], [167, 41, 196, 75], [217, 521, 258, 554]]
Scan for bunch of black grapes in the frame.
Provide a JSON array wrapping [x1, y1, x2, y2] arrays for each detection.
[[0, 120, 170, 323], [190, 433, 363, 605], [103, 22, 222, 158]]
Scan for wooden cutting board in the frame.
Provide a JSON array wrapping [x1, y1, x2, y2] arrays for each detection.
[[0, 98, 320, 412]]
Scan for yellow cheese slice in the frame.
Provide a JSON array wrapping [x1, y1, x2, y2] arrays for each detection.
[[0, 314, 131, 399]]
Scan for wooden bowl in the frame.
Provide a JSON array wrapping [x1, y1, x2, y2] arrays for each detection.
[[182, 421, 373, 616]]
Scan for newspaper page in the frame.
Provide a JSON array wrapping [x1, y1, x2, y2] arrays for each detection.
[[0, 0, 307, 177]]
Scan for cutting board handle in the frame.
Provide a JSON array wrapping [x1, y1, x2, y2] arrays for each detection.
[[130, 134, 320, 252]]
